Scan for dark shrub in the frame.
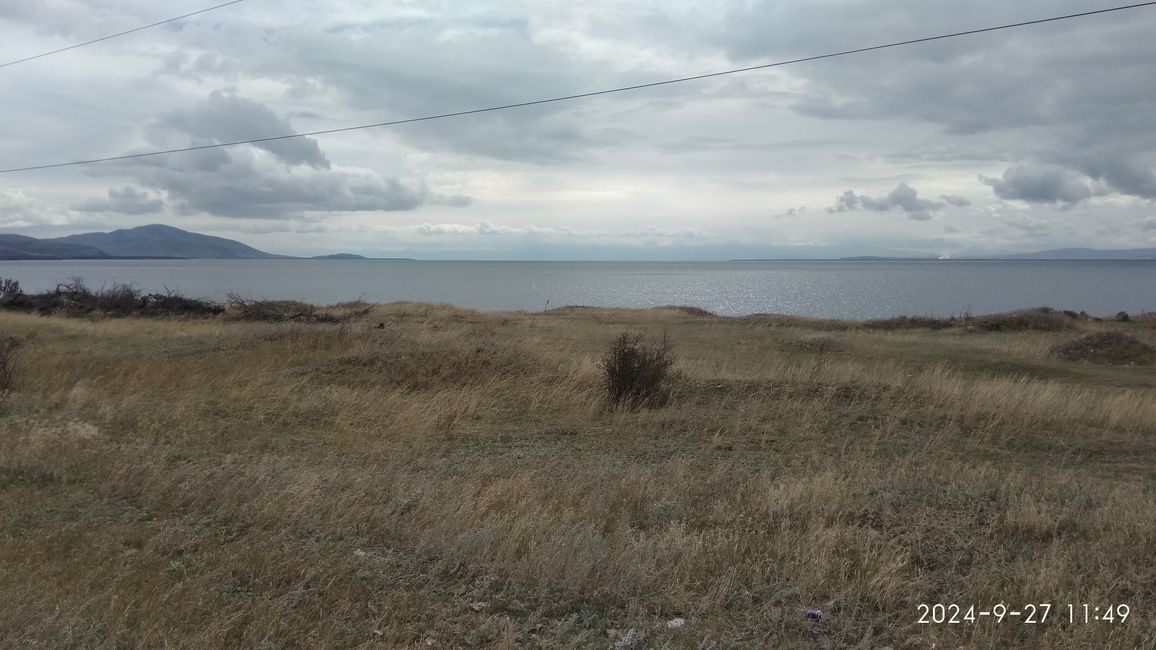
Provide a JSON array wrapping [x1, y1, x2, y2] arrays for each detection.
[[600, 331, 675, 409], [227, 293, 321, 322], [141, 289, 225, 316], [0, 276, 221, 318], [93, 283, 143, 312], [0, 278, 22, 305], [226, 294, 370, 323]]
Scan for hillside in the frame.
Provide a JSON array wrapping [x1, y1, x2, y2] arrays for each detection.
[[0, 234, 111, 260], [48, 224, 286, 259]]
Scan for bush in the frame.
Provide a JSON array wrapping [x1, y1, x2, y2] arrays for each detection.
[[225, 294, 371, 323], [227, 293, 321, 322], [599, 331, 675, 409], [0, 276, 222, 318], [0, 278, 22, 304]]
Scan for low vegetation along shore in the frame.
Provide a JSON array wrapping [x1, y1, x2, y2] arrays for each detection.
[[1, 279, 1154, 648]]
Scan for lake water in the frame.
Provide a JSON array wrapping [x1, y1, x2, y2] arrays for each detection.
[[1, 259, 1153, 319]]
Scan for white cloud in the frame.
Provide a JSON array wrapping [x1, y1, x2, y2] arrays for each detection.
[[0, 187, 75, 227]]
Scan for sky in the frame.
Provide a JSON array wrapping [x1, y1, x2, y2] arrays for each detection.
[[1, 0, 1155, 260]]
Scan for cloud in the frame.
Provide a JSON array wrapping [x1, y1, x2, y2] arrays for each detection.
[[0, 188, 74, 227], [827, 182, 943, 220], [773, 206, 808, 219], [97, 93, 468, 219], [75, 187, 165, 215], [402, 222, 704, 244], [4, 1, 1156, 258], [147, 91, 329, 169], [156, 14, 629, 164], [715, 1, 1156, 202], [1068, 157, 1156, 200], [980, 164, 1092, 206], [412, 222, 574, 236]]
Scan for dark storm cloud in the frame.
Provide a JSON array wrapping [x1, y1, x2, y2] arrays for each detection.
[[1066, 157, 1156, 200], [75, 186, 165, 215], [101, 93, 466, 219], [828, 182, 942, 220], [980, 164, 1092, 206]]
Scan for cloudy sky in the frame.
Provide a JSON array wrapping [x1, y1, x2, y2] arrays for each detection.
[[2, 0, 1155, 259]]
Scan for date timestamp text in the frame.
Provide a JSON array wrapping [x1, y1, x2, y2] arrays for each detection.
[[917, 603, 1131, 624]]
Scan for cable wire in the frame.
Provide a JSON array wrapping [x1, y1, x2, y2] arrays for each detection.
[[0, 0, 247, 70], [3, 1, 1154, 175]]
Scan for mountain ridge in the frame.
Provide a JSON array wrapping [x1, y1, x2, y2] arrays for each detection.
[[48, 224, 289, 259], [0, 234, 112, 260]]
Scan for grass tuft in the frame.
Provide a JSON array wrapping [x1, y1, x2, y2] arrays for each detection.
[[599, 331, 676, 409]]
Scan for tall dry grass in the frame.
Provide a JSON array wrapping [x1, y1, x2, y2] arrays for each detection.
[[1, 306, 1153, 648]]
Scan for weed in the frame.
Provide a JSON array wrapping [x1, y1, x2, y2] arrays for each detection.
[[600, 331, 676, 408]]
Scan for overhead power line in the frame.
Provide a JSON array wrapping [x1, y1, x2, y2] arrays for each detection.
[[3, 1, 1155, 175], [0, 0, 246, 70]]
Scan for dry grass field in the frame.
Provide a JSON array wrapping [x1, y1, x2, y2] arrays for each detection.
[[1, 302, 1153, 649]]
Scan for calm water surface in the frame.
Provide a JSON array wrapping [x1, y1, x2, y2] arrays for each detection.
[[1, 259, 1153, 319]]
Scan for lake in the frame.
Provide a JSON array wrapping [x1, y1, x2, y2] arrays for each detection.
[[1, 259, 1153, 319]]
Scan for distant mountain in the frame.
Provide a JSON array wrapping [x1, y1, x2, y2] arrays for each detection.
[[0, 234, 112, 260], [312, 253, 367, 260], [1002, 247, 1156, 260], [0, 225, 287, 260], [45, 224, 287, 259]]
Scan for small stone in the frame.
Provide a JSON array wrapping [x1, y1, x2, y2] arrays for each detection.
[[468, 601, 487, 612], [666, 617, 686, 629]]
